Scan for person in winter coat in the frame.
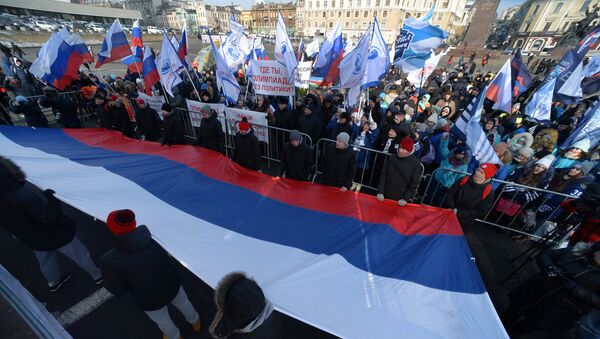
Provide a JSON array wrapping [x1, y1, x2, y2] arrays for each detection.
[[101, 209, 201, 339], [320, 95, 338, 132], [322, 132, 356, 190], [429, 140, 469, 206], [376, 136, 423, 206], [435, 92, 456, 119], [559, 182, 600, 245], [507, 132, 534, 154], [503, 242, 600, 337], [493, 146, 534, 190], [531, 128, 558, 154], [135, 98, 162, 142], [273, 97, 294, 131], [38, 90, 82, 128], [444, 163, 497, 229], [296, 104, 321, 144], [209, 272, 283, 338], [326, 111, 353, 141], [161, 103, 186, 146], [10, 57, 35, 96], [12, 95, 48, 127], [503, 155, 556, 206], [0, 157, 101, 292], [280, 130, 313, 181], [554, 139, 589, 169], [351, 116, 380, 191], [100, 95, 135, 137], [233, 119, 261, 171], [197, 104, 224, 153]]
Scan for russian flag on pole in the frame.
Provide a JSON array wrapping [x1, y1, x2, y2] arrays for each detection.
[[485, 59, 513, 113], [122, 19, 143, 73], [96, 19, 132, 68], [178, 22, 189, 67], [0, 125, 509, 338], [314, 20, 343, 86], [142, 45, 159, 95], [30, 29, 93, 90], [510, 49, 533, 97]]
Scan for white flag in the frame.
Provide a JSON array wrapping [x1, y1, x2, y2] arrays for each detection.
[[275, 13, 298, 82], [339, 25, 371, 107], [209, 32, 240, 104], [361, 17, 389, 90], [158, 34, 183, 97], [525, 78, 556, 121], [221, 16, 247, 72], [557, 61, 584, 101]]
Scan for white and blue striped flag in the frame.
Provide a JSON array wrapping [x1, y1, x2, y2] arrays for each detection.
[[157, 33, 184, 97], [275, 13, 298, 82], [561, 100, 600, 150], [525, 78, 556, 122], [208, 31, 240, 104], [393, 18, 447, 72], [361, 17, 390, 90], [339, 24, 371, 107], [452, 87, 502, 165]]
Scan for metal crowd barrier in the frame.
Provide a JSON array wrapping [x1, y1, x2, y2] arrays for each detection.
[[421, 167, 580, 239], [312, 137, 425, 197]]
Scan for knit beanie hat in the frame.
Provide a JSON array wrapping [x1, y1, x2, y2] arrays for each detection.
[[290, 129, 302, 142], [517, 146, 534, 159], [436, 118, 449, 129], [238, 119, 250, 133], [15, 95, 27, 104], [161, 103, 172, 112], [399, 136, 414, 154], [535, 154, 556, 169], [201, 104, 212, 115], [426, 113, 439, 125], [106, 209, 136, 235], [571, 139, 591, 153], [479, 163, 498, 180], [337, 132, 350, 147], [574, 161, 595, 175]]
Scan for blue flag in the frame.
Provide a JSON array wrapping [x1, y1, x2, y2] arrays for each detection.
[[561, 100, 600, 150], [510, 49, 532, 97], [393, 18, 447, 72], [361, 17, 389, 90], [525, 78, 556, 122]]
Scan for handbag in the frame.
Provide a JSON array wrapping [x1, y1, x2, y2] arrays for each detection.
[[494, 197, 522, 217]]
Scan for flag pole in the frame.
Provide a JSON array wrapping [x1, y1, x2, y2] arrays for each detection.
[[94, 68, 118, 93], [184, 67, 200, 98]]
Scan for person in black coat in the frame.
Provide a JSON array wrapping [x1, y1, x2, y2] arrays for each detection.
[[210, 272, 283, 339], [197, 104, 224, 153], [503, 242, 600, 337], [319, 95, 338, 133], [280, 130, 313, 181], [376, 137, 423, 206], [233, 119, 261, 171], [94, 94, 113, 129], [0, 157, 101, 292], [327, 111, 353, 141], [296, 104, 321, 145], [101, 210, 201, 339], [444, 163, 497, 229], [134, 98, 162, 142], [161, 103, 186, 146], [322, 132, 356, 190], [38, 88, 81, 128], [108, 96, 135, 138], [12, 95, 48, 127], [273, 97, 294, 130]]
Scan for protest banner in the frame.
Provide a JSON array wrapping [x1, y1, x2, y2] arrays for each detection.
[[294, 61, 313, 89], [250, 60, 295, 96], [225, 107, 269, 143], [186, 99, 226, 128], [137, 92, 166, 119]]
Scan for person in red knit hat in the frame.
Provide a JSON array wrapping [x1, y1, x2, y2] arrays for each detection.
[[444, 163, 498, 231], [376, 136, 423, 206], [101, 209, 202, 339]]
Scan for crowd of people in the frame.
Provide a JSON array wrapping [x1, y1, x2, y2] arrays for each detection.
[[0, 41, 600, 338]]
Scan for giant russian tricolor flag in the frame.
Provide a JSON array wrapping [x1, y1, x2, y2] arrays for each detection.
[[96, 19, 132, 68], [0, 126, 508, 339]]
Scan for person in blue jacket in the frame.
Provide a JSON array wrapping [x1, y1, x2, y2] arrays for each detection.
[[351, 115, 380, 191], [428, 133, 469, 206]]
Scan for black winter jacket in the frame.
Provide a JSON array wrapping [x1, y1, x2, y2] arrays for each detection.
[[135, 106, 162, 141], [100, 225, 181, 311], [273, 108, 294, 130], [108, 105, 135, 138], [12, 101, 48, 128], [322, 144, 356, 188], [444, 176, 495, 228], [162, 114, 186, 146], [377, 154, 422, 201], [0, 164, 75, 251], [281, 142, 313, 181], [197, 114, 224, 153], [297, 112, 321, 145], [52, 96, 81, 128], [233, 132, 261, 170]]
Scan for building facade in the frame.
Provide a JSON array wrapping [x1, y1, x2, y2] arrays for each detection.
[[297, 0, 468, 43], [120, 0, 157, 26], [509, 0, 599, 53], [250, 2, 295, 36], [240, 10, 253, 31], [205, 5, 240, 33]]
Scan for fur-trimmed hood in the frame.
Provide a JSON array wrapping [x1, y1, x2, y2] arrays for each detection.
[[209, 272, 271, 338], [532, 128, 558, 152]]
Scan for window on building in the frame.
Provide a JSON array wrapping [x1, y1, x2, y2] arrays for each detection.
[[416, 12, 421, 18], [381, 21, 386, 29], [553, 2, 563, 14], [338, 11, 342, 17], [316, 1, 320, 7], [385, 0, 390, 6], [442, 0, 449, 8], [353, 21, 358, 29], [332, 0, 336, 6], [523, 23, 531, 31], [395, 0, 400, 5], [330, 11, 334, 17], [323, 12, 326, 17], [532, 39, 544, 51], [437, 13, 443, 21], [322, 21, 326, 27], [531, 4, 540, 15], [324, 1, 328, 7], [580, 0, 592, 12], [364, 10, 368, 17], [308, 1, 312, 8], [355, 10, 359, 17], [405, 12, 411, 18], [329, 21, 333, 27], [346, 11, 350, 17], [383, 10, 388, 17], [376, 0, 380, 6], [345, 21, 349, 28], [562, 21, 571, 31], [363, 22, 367, 27], [543, 22, 552, 31]]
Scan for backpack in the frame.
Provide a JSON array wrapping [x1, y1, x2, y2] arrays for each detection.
[[459, 176, 492, 200]]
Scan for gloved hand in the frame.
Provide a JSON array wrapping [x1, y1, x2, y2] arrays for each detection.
[[340, 186, 348, 192], [544, 265, 564, 278], [397, 199, 407, 206], [377, 194, 384, 202]]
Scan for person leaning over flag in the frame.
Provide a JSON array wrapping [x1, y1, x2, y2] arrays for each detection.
[[161, 103, 186, 147], [322, 132, 356, 191], [444, 163, 497, 231], [101, 209, 202, 339], [196, 105, 225, 154]]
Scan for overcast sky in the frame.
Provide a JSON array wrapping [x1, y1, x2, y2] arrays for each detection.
[[496, 0, 526, 18]]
